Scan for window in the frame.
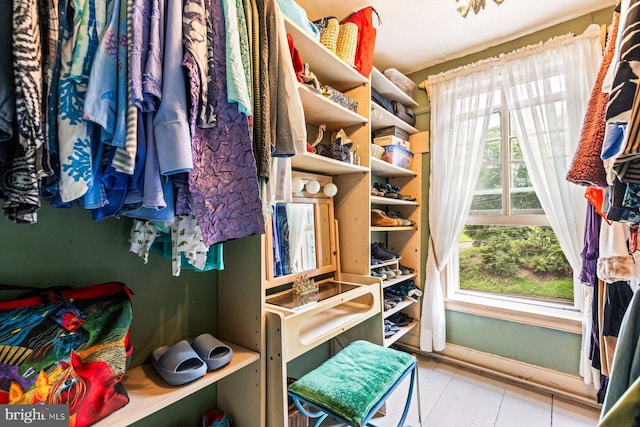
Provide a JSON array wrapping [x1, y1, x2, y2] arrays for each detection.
[[455, 88, 574, 307]]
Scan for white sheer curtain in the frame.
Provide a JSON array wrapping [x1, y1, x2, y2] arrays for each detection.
[[500, 25, 602, 378], [421, 65, 499, 352], [501, 24, 602, 306]]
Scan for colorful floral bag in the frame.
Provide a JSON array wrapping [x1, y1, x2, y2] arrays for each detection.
[[0, 282, 134, 427]]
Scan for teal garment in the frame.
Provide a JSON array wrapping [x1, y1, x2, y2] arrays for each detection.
[[150, 232, 224, 272], [221, 0, 252, 116], [600, 290, 640, 426], [288, 340, 415, 426], [274, 0, 319, 39]]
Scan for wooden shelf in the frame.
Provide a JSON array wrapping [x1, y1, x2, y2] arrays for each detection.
[[384, 320, 419, 347], [292, 151, 369, 175], [383, 300, 416, 319], [370, 258, 401, 269], [298, 84, 368, 128], [284, 17, 367, 92], [371, 226, 417, 232], [371, 103, 419, 134], [371, 67, 418, 108], [370, 195, 418, 206], [371, 158, 417, 177], [381, 273, 417, 289], [93, 342, 259, 427]]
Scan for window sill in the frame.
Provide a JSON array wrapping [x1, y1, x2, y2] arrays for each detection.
[[444, 292, 583, 334]]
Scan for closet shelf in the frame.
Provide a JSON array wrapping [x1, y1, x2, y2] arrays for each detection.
[[384, 319, 419, 347], [371, 67, 419, 108], [371, 225, 417, 232], [93, 342, 259, 427], [298, 84, 368, 128], [381, 273, 418, 289], [371, 103, 419, 134], [384, 299, 415, 319], [284, 17, 367, 92], [370, 195, 418, 206], [371, 158, 417, 177], [292, 152, 369, 175]]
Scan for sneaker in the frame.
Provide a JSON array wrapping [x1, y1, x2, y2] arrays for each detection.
[[371, 209, 402, 227], [382, 267, 396, 279], [387, 211, 415, 226], [398, 264, 414, 275], [372, 242, 401, 260], [371, 257, 384, 266]]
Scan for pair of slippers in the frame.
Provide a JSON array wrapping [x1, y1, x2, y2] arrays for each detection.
[[150, 333, 233, 386]]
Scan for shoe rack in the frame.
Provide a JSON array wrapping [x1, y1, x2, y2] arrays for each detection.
[[370, 66, 428, 348]]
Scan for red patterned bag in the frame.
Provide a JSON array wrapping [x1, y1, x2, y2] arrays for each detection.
[[0, 282, 134, 427]]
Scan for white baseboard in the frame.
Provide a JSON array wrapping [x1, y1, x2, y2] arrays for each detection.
[[396, 342, 601, 409]]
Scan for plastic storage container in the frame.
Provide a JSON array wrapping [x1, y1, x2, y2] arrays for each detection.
[[383, 68, 417, 99], [374, 135, 410, 151], [383, 145, 413, 169]]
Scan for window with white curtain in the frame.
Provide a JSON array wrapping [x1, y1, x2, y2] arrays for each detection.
[[455, 85, 575, 308], [422, 25, 602, 352]]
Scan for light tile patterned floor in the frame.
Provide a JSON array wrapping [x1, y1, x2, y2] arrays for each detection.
[[320, 355, 601, 427]]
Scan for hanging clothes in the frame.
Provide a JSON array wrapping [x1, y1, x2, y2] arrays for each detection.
[[153, 0, 193, 176], [183, 0, 264, 246], [251, 0, 271, 179], [567, 9, 620, 188], [1, 0, 46, 223], [56, 0, 113, 203], [599, 290, 640, 426]]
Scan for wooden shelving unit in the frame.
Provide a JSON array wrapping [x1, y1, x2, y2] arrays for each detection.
[[371, 67, 419, 108], [93, 343, 259, 427], [371, 102, 419, 134], [371, 157, 417, 177], [298, 84, 368, 128], [370, 68, 424, 349]]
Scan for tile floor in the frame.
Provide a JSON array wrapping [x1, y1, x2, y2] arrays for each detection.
[[319, 355, 601, 427]]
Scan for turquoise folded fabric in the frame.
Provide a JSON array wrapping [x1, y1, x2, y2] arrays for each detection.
[[288, 340, 415, 426]]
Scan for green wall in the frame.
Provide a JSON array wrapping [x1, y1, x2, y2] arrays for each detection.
[[408, 6, 614, 375], [446, 311, 583, 375], [0, 203, 222, 425]]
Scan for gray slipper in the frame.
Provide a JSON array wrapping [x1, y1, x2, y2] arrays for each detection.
[[191, 333, 233, 371], [150, 340, 207, 386]]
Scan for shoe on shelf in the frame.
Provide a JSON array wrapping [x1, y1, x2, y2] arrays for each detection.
[[371, 269, 388, 280], [372, 242, 401, 260], [382, 267, 396, 279], [387, 211, 415, 226], [371, 257, 384, 266], [371, 209, 402, 227], [371, 186, 384, 197], [398, 264, 414, 275]]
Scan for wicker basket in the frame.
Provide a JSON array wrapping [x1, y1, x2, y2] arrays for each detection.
[[336, 22, 358, 67], [370, 143, 384, 159], [315, 16, 339, 53]]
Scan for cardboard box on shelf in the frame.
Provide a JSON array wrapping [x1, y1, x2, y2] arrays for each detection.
[[374, 135, 410, 151]]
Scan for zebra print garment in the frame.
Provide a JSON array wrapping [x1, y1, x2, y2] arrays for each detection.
[[1, 0, 45, 223], [605, 0, 640, 124]]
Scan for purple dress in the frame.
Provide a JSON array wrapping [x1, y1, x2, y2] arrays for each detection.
[[182, 0, 264, 246]]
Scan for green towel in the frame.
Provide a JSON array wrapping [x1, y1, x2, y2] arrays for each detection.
[[288, 340, 416, 426]]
